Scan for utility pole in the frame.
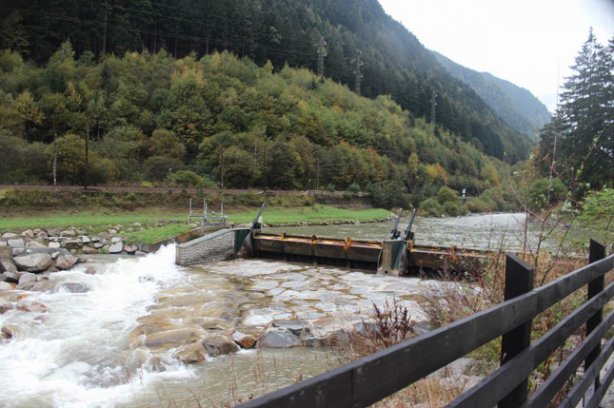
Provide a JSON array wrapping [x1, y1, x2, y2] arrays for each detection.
[[352, 53, 364, 95], [316, 157, 320, 190], [52, 133, 57, 188], [84, 123, 90, 189], [430, 90, 438, 124], [316, 36, 327, 78]]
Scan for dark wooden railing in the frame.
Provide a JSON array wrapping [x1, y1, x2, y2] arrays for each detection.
[[237, 239, 614, 408]]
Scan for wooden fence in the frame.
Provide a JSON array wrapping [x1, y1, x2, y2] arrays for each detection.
[[237, 239, 614, 408]]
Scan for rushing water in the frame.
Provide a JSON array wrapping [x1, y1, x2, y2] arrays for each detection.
[[0, 246, 344, 407], [268, 212, 557, 252], [0, 213, 552, 407]]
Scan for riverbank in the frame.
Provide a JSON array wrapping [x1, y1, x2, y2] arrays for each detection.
[[0, 206, 391, 250]]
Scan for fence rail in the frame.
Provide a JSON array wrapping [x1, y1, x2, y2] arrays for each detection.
[[238, 240, 614, 408]]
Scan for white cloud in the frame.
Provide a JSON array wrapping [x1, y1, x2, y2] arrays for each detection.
[[378, 0, 614, 111]]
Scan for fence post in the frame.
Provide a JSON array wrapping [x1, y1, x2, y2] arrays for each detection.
[[499, 254, 534, 408], [585, 239, 606, 390]]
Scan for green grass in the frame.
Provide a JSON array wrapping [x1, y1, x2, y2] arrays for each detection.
[[0, 211, 184, 233], [0, 205, 390, 244], [123, 224, 194, 244]]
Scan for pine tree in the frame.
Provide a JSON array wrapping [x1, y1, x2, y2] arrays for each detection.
[[546, 30, 614, 191]]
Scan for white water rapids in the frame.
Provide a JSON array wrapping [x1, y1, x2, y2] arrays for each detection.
[[0, 245, 195, 407], [0, 245, 342, 408]]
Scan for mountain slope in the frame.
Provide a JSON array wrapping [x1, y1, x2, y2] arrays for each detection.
[[1, 0, 532, 162], [433, 51, 551, 139]]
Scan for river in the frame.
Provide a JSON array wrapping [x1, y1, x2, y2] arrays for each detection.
[[0, 213, 553, 407]]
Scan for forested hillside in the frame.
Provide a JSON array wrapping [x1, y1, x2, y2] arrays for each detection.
[[434, 52, 551, 139], [0, 0, 531, 162], [0, 47, 508, 209]]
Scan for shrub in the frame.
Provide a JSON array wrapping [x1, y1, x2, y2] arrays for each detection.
[[437, 186, 459, 204], [419, 197, 443, 217], [348, 181, 361, 193], [167, 170, 203, 188]]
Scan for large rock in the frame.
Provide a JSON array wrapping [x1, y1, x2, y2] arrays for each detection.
[[0, 259, 17, 274], [20, 230, 34, 239], [16, 301, 48, 313], [108, 242, 124, 254], [0, 271, 19, 283], [232, 331, 257, 349], [63, 239, 82, 250], [13, 253, 53, 272], [48, 242, 61, 249], [60, 229, 77, 238], [18, 272, 37, 286], [124, 244, 138, 254], [202, 334, 239, 356], [30, 280, 56, 292], [174, 342, 206, 364], [144, 328, 203, 349], [0, 281, 15, 291], [26, 241, 47, 249], [0, 299, 13, 314], [1, 233, 18, 239], [82, 246, 98, 255], [84, 266, 97, 275], [256, 329, 302, 349], [7, 238, 25, 248], [55, 254, 79, 270]]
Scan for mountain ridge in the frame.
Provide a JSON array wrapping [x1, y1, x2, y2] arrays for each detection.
[[433, 51, 551, 139]]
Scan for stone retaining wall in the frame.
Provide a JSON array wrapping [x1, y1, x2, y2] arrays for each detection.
[[176, 229, 247, 266]]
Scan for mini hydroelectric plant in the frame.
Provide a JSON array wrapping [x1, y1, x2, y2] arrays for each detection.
[[176, 205, 493, 276]]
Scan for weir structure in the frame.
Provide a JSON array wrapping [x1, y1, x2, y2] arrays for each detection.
[[175, 207, 491, 276]]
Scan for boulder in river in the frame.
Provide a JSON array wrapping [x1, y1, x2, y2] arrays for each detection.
[[174, 342, 206, 364], [0, 281, 16, 291], [256, 328, 301, 349], [55, 254, 79, 270], [84, 266, 97, 275], [0, 299, 13, 314], [232, 331, 257, 349], [16, 300, 48, 313], [124, 244, 138, 254], [202, 334, 239, 356], [1, 271, 19, 283], [13, 253, 53, 273], [143, 328, 204, 350], [18, 272, 37, 286], [56, 282, 90, 293]]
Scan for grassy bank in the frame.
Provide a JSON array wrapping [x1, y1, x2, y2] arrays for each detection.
[[0, 205, 391, 244]]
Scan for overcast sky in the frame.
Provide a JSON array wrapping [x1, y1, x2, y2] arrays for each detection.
[[378, 0, 614, 112]]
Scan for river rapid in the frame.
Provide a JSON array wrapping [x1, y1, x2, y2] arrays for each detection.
[[0, 213, 545, 407]]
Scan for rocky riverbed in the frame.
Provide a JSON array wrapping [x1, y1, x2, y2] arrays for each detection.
[[126, 258, 470, 365]]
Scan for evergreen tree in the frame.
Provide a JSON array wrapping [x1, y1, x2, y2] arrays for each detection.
[[548, 30, 614, 191]]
